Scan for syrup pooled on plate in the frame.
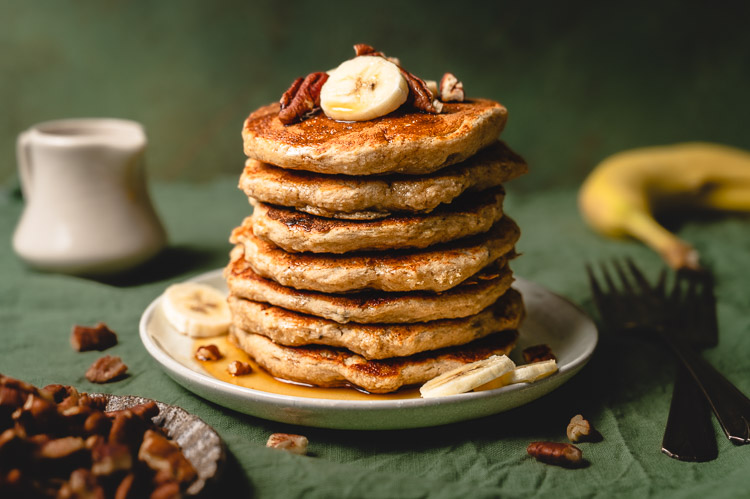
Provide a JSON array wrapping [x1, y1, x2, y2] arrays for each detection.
[[193, 336, 420, 401]]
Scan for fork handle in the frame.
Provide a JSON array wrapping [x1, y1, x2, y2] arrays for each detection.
[[663, 333, 750, 444], [661, 365, 718, 461]]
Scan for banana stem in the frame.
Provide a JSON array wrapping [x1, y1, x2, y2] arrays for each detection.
[[624, 211, 700, 270]]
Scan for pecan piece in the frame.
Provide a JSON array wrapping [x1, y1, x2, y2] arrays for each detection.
[[138, 429, 197, 484], [85, 355, 128, 383], [439, 72, 465, 102], [401, 69, 440, 113], [522, 344, 556, 363], [266, 433, 308, 455], [58, 468, 106, 499], [91, 439, 132, 476], [527, 441, 583, 467], [278, 72, 329, 125], [71, 322, 118, 352], [227, 361, 252, 376], [195, 344, 222, 361]]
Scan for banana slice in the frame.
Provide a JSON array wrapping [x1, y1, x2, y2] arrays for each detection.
[[475, 359, 559, 391], [162, 283, 231, 338], [420, 355, 516, 398], [320, 55, 408, 121], [501, 359, 558, 385]]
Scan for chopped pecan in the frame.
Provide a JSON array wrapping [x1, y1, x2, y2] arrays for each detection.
[[527, 441, 583, 467], [83, 412, 111, 437], [195, 344, 222, 361], [91, 440, 132, 476], [108, 410, 149, 452], [138, 429, 197, 484], [71, 322, 118, 352], [522, 344, 556, 364], [150, 481, 181, 499], [85, 356, 128, 384], [37, 436, 85, 459], [227, 361, 252, 376], [278, 72, 329, 125], [439, 72, 465, 102], [58, 468, 105, 499], [266, 433, 309, 455], [114, 473, 136, 499]]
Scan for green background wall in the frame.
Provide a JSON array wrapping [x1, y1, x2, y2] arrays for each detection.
[[2, 0, 749, 192]]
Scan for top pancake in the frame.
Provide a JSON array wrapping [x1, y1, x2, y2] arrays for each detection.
[[242, 99, 508, 175]]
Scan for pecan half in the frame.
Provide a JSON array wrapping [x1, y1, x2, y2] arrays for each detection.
[[522, 344, 556, 364], [439, 72, 465, 102], [527, 441, 583, 467], [195, 344, 222, 362], [85, 356, 128, 384], [278, 72, 329, 125], [227, 361, 252, 376], [71, 322, 118, 352]]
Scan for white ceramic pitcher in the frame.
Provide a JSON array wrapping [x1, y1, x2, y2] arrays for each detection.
[[13, 118, 167, 275]]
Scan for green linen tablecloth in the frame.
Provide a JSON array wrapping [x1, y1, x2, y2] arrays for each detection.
[[2, 176, 749, 498]]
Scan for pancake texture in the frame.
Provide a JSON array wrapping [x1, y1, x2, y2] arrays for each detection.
[[230, 327, 518, 393], [242, 99, 508, 175], [228, 288, 524, 359], [231, 217, 519, 293], [249, 187, 505, 254], [225, 248, 515, 324], [239, 141, 527, 219]]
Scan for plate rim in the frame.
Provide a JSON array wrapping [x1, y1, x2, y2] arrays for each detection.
[[140, 269, 597, 421]]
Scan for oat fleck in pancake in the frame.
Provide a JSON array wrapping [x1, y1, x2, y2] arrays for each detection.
[[228, 288, 523, 359], [239, 141, 527, 220], [225, 248, 514, 324], [242, 99, 508, 176], [231, 217, 519, 293], [249, 187, 505, 254], [230, 327, 518, 393]]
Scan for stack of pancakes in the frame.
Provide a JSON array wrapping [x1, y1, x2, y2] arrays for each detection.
[[224, 99, 528, 393]]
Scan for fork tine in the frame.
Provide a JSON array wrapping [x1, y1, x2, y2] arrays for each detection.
[[586, 263, 607, 313], [599, 262, 619, 295], [625, 257, 653, 295], [612, 259, 636, 294], [654, 268, 668, 297]]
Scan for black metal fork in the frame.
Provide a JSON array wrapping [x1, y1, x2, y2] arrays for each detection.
[[659, 269, 718, 461], [587, 259, 750, 447]]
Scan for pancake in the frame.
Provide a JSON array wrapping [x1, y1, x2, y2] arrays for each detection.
[[239, 141, 528, 220], [224, 248, 515, 323], [249, 187, 505, 254], [228, 287, 524, 359], [229, 327, 518, 393], [230, 217, 520, 293], [242, 99, 508, 175]]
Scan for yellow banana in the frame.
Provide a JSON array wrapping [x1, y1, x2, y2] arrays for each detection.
[[578, 142, 750, 269]]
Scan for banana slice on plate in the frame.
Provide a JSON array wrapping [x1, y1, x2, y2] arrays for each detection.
[[501, 359, 558, 385], [420, 355, 516, 398], [320, 55, 409, 121], [162, 283, 231, 338]]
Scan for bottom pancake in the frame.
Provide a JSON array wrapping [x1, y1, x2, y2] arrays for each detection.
[[229, 327, 518, 394], [228, 288, 524, 359]]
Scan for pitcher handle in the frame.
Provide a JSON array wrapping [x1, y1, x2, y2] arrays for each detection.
[[16, 131, 34, 201]]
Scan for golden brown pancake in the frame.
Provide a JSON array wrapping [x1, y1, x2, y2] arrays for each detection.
[[224, 247, 515, 324], [230, 327, 518, 393], [248, 187, 505, 254], [242, 99, 508, 175], [230, 217, 519, 293], [238, 141, 527, 219], [228, 288, 524, 359]]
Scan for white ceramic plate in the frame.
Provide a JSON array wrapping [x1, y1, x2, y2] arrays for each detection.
[[140, 269, 597, 430]]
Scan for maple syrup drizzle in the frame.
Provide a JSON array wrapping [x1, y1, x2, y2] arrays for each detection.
[[193, 336, 420, 401]]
